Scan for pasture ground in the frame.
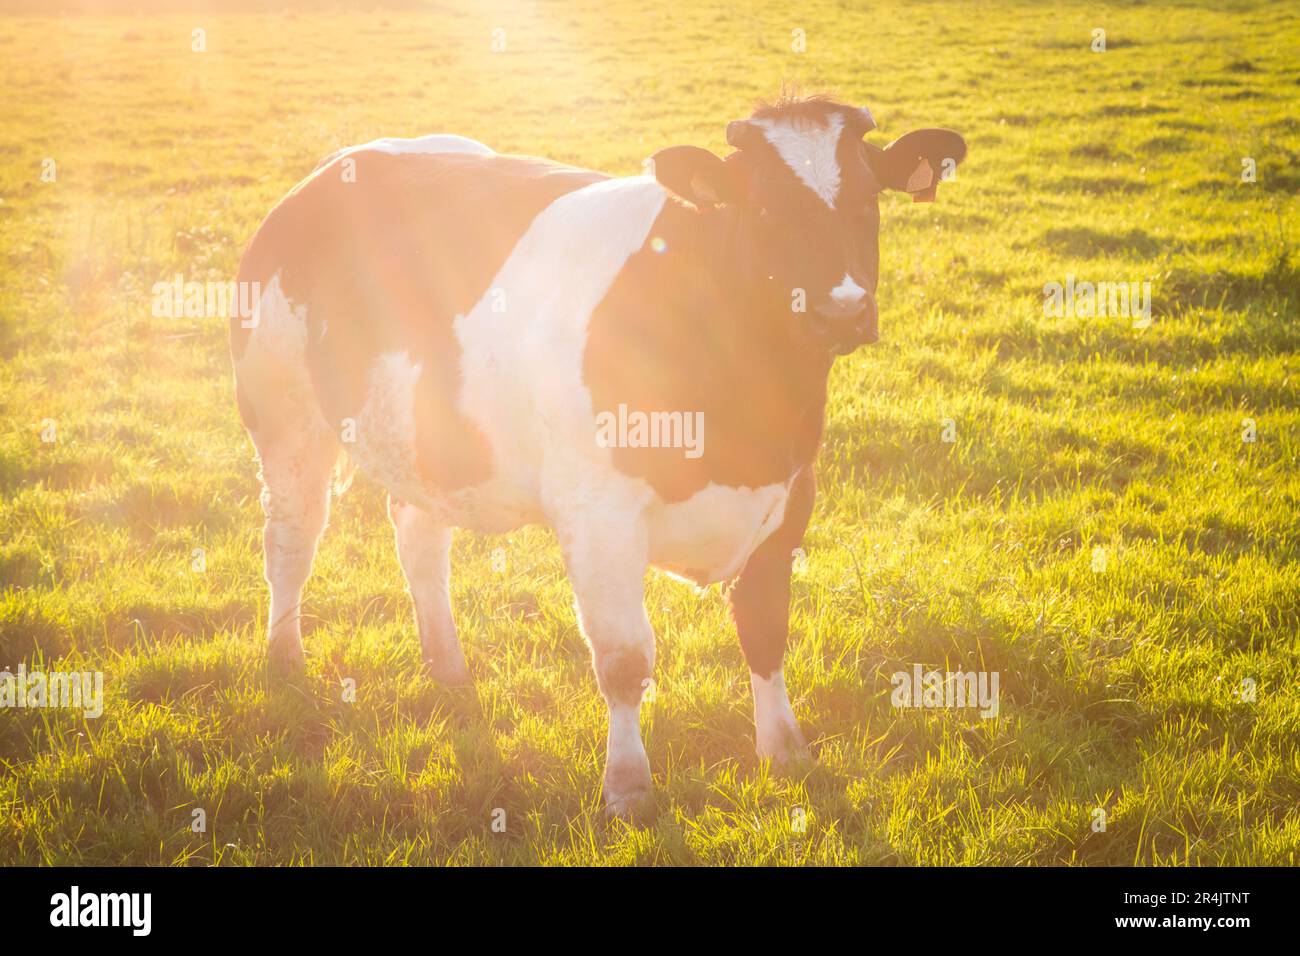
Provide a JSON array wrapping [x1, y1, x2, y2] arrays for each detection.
[[0, 0, 1297, 864]]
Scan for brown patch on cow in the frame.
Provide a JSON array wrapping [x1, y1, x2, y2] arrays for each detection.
[[596, 645, 652, 707], [233, 149, 604, 491], [726, 465, 816, 677], [583, 196, 832, 503]]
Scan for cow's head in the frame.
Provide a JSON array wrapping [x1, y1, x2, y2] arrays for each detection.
[[649, 96, 966, 356]]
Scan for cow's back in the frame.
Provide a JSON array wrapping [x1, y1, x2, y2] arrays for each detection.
[[233, 146, 606, 492]]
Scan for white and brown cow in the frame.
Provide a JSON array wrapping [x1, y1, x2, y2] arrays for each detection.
[[231, 95, 966, 816]]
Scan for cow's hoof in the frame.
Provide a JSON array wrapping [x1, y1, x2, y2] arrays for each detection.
[[603, 756, 653, 823], [769, 744, 812, 773], [268, 637, 305, 675], [424, 656, 473, 687], [757, 721, 810, 771], [421, 640, 472, 686], [604, 787, 653, 823]]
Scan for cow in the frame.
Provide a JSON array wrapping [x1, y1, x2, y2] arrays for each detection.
[[230, 95, 966, 817]]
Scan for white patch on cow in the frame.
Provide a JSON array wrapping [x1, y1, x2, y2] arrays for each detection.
[[454, 176, 668, 491], [830, 273, 867, 307], [235, 271, 329, 438], [243, 271, 307, 362], [751, 668, 806, 762], [651, 481, 790, 584], [754, 112, 845, 208], [315, 134, 495, 173], [342, 134, 494, 160], [348, 350, 435, 509]]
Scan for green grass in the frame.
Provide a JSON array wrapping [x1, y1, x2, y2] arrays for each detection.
[[1, 0, 1297, 865]]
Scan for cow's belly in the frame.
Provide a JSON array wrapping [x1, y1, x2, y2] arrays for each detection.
[[647, 481, 791, 585]]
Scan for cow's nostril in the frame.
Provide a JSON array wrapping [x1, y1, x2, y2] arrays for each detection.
[[808, 293, 877, 352]]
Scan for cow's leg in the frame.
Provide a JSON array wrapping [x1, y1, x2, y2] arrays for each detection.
[[727, 466, 816, 765], [256, 425, 337, 672], [552, 495, 655, 818], [389, 496, 470, 684]]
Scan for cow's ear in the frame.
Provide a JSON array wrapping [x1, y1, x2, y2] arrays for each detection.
[[647, 145, 742, 206], [865, 128, 967, 202]]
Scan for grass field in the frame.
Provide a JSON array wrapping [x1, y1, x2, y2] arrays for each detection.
[[1, 0, 1297, 865]]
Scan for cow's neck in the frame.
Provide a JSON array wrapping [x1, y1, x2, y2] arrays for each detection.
[[675, 201, 833, 476], [582, 196, 832, 498]]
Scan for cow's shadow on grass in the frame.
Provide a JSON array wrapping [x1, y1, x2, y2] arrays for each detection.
[[259, 654, 510, 798]]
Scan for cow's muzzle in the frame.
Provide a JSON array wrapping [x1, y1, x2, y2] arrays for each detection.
[[809, 295, 878, 355]]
